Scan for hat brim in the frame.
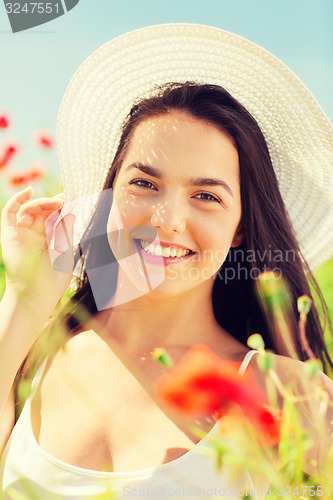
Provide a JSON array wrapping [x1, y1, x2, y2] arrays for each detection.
[[57, 23, 333, 270]]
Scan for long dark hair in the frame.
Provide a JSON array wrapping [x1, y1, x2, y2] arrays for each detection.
[[19, 82, 332, 394]]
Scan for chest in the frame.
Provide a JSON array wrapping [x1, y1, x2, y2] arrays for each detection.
[[30, 350, 207, 473]]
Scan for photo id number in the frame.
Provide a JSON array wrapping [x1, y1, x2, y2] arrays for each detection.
[[275, 485, 329, 496], [5, 2, 60, 14]]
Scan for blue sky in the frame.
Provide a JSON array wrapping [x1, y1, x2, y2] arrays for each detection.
[[0, 0, 332, 174]]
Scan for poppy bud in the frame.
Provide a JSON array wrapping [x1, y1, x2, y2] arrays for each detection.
[[247, 333, 265, 351], [152, 347, 174, 369], [297, 295, 312, 316]]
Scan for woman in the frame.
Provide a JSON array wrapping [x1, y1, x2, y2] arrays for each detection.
[[0, 24, 332, 499]]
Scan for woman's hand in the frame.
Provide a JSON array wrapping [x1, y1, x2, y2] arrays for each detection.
[[0, 187, 75, 310]]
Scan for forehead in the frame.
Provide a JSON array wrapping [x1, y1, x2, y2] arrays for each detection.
[[131, 110, 229, 143], [123, 110, 239, 173]]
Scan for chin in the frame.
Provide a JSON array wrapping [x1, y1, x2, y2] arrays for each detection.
[[140, 276, 212, 301]]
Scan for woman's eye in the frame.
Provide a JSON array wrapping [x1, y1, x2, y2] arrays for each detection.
[[194, 192, 221, 203], [129, 179, 157, 190]]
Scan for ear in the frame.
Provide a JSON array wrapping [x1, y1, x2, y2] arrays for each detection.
[[231, 222, 244, 248]]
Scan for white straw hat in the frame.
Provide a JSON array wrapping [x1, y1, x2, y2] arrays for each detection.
[[57, 23, 333, 270]]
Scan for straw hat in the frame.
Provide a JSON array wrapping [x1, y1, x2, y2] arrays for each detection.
[[57, 23, 333, 270]]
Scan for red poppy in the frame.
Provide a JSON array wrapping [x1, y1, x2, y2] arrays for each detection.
[[155, 344, 266, 416], [218, 403, 282, 447], [10, 174, 27, 185], [35, 131, 53, 148], [9, 166, 45, 186], [0, 115, 9, 129], [154, 344, 282, 447], [253, 402, 283, 447], [0, 145, 17, 169], [28, 167, 45, 180]]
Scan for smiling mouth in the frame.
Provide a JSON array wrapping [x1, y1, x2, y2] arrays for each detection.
[[135, 239, 196, 258]]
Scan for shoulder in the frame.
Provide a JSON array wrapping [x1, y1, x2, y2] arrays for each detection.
[[42, 329, 110, 392], [258, 352, 333, 393], [56, 328, 109, 362], [250, 351, 333, 397]]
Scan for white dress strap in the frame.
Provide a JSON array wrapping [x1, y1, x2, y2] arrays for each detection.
[[238, 349, 258, 376]]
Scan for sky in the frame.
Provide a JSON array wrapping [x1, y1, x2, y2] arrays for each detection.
[[0, 0, 332, 177]]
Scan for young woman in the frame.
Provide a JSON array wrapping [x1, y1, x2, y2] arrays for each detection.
[[0, 24, 332, 499]]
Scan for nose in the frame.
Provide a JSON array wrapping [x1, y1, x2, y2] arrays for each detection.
[[150, 200, 187, 234]]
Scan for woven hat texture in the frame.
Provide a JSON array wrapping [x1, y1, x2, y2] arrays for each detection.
[[57, 23, 333, 270]]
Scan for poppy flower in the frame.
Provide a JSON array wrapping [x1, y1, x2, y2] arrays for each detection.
[[9, 174, 26, 186], [154, 344, 266, 417], [0, 115, 9, 128], [253, 402, 283, 447], [9, 166, 45, 185], [154, 344, 282, 447], [34, 131, 53, 148], [0, 145, 17, 169], [218, 403, 282, 447], [29, 167, 45, 180]]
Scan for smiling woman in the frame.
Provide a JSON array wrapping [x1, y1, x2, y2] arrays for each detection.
[[0, 23, 333, 500]]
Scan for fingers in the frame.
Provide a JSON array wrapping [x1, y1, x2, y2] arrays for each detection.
[[52, 193, 65, 200], [16, 197, 64, 227], [1, 188, 76, 275], [1, 187, 33, 226], [17, 212, 34, 227], [1, 187, 65, 230]]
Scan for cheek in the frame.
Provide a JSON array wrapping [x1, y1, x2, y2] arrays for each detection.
[[106, 191, 152, 258], [107, 191, 131, 259], [194, 218, 240, 268], [108, 190, 143, 231]]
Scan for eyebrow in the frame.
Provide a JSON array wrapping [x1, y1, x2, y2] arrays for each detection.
[[125, 163, 234, 198]]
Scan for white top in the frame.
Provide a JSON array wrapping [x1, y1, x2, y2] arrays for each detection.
[[0, 350, 259, 499]]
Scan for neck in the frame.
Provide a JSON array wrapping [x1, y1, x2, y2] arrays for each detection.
[[100, 278, 224, 358]]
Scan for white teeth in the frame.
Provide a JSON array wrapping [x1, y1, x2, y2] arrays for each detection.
[[162, 247, 171, 258], [170, 248, 177, 257], [138, 240, 191, 258]]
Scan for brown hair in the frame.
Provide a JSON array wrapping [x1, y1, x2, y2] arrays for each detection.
[[63, 82, 332, 371]]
